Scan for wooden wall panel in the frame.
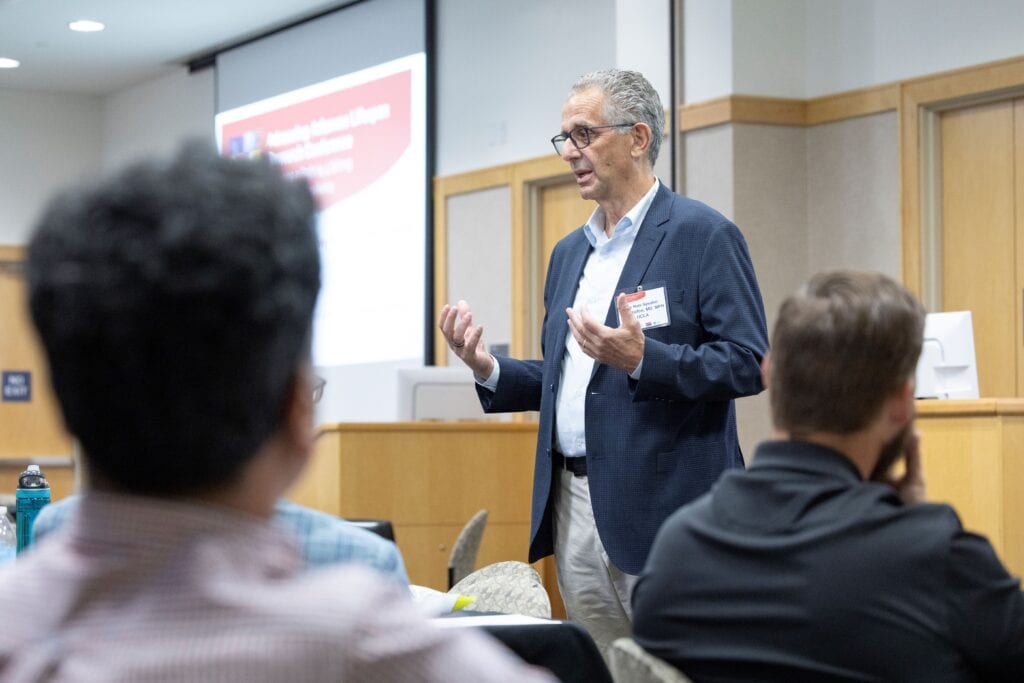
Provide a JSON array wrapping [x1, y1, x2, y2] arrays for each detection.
[[292, 422, 542, 591], [917, 399, 1024, 577], [287, 427, 343, 516], [0, 247, 74, 472]]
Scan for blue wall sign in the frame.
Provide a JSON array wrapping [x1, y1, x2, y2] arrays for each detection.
[[2, 371, 31, 402]]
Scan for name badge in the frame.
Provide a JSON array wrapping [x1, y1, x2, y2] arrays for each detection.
[[619, 285, 670, 329]]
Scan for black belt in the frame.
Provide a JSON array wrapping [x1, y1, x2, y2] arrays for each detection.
[[552, 450, 587, 477]]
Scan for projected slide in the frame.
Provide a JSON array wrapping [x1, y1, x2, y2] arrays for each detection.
[[215, 53, 426, 366]]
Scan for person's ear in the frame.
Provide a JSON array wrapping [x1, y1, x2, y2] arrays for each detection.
[[888, 378, 915, 428], [281, 369, 316, 462], [631, 122, 652, 161]]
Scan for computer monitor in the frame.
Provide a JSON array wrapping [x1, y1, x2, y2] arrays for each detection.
[[914, 311, 980, 400], [395, 366, 496, 421]]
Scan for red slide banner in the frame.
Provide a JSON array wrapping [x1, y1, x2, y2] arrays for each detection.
[[219, 69, 411, 209]]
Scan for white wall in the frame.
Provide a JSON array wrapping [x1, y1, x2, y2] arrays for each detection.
[[101, 67, 214, 172], [684, 0, 733, 102], [685, 0, 1024, 102], [435, 0, 616, 176], [6, 0, 1024, 240], [615, 0, 672, 107], [805, 0, 1024, 97], [0, 67, 212, 245], [731, 0, 806, 99], [0, 89, 103, 243]]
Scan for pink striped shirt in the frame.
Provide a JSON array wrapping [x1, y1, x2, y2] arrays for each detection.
[[0, 493, 554, 682]]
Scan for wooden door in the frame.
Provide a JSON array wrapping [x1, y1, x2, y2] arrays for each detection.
[[534, 180, 594, 356], [940, 98, 1024, 397]]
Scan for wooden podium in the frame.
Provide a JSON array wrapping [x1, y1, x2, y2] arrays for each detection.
[[916, 399, 1024, 577], [290, 422, 542, 591], [291, 406, 1024, 602]]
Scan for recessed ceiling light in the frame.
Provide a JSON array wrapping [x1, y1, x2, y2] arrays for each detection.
[[68, 19, 105, 33], [0, 57, 20, 69]]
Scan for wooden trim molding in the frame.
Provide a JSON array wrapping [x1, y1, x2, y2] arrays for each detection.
[[729, 95, 806, 126], [805, 83, 900, 125], [916, 398, 1024, 418], [0, 245, 26, 266], [432, 165, 512, 198], [679, 83, 899, 132], [678, 96, 735, 132]]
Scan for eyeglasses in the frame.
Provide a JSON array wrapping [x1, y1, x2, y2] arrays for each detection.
[[312, 376, 326, 404], [551, 123, 636, 155]]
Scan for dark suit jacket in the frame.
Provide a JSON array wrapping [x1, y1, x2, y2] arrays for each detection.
[[632, 440, 1024, 682], [478, 184, 768, 574]]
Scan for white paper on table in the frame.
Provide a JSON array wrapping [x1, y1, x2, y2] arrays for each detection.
[[430, 614, 560, 627]]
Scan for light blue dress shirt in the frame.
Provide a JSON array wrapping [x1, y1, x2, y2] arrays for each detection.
[[32, 495, 409, 585]]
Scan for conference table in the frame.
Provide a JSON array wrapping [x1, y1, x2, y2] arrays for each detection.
[[434, 613, 612, 683]]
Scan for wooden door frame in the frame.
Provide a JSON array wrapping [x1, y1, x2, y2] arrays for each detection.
[[900, 57, 1024, 303], [522, 172, 584, 359], [510, 156, 574, 359], [432, 155, 570, 365]]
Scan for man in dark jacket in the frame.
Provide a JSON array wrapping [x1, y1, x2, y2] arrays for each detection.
[[633, 270, 1024, 682]]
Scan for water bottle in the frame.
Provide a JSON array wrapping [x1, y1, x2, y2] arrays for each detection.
[[0, 506, 15, 564], [15, 465, 50, 554]]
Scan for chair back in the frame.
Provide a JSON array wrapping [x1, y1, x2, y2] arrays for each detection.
[[447, 560, 551, 619], [608, 638, 693, 683], [447, 508, 488, 588], [345, 518, 396, 542]]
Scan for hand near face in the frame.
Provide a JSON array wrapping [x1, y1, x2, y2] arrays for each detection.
[[566, 293, 645, 373], [438, 300, 494, 379], [881, 431, 927, 505]]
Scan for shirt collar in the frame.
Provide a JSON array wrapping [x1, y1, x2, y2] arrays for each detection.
[[583, 178, 660, 248], [748, 440, 865, 484], [70, 491, 301, 577]]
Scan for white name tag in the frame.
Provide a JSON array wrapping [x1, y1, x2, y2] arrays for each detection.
[[621, 286, 670, 329]]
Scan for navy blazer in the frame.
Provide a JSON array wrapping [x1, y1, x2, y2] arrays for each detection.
[[478, 184, 769, 574]]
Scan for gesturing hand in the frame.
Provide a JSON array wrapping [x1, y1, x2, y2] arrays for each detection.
[[438, 299, 495, 379], [565, 293, 644, 373]]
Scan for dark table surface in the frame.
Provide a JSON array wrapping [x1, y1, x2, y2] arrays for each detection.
[[435, 612, 613, 683]]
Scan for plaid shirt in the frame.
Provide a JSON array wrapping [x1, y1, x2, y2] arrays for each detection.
[[33, 495, 409, 584]]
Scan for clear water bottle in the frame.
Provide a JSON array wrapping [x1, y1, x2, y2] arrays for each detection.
[[0, 506, 16, 564], [15, 465, 50, 554]]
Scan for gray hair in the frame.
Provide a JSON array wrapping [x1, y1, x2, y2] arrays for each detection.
[[570, 69, 664, 168]]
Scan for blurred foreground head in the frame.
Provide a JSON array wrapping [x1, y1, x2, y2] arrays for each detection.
[[27, 142, 321, 496]]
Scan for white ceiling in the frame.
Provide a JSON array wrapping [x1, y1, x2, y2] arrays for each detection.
[[0, 0, 355, 95]]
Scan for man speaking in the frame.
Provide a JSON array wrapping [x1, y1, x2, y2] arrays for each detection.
[[440, 69, 768, 653]]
